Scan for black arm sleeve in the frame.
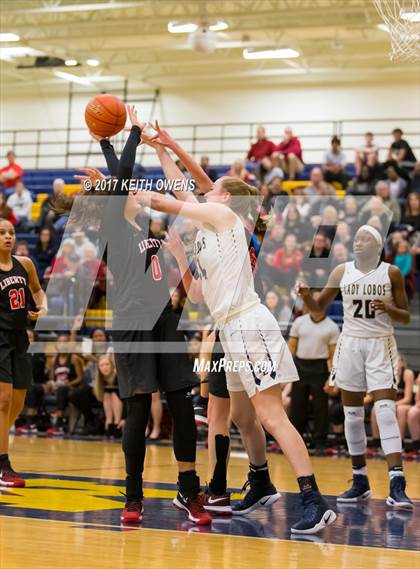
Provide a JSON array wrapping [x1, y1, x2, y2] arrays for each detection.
[[100, 139, 120, 177], [100, 126, 141, 242]]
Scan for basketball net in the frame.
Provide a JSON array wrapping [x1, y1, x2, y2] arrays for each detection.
[[374, 0, 420, 61]]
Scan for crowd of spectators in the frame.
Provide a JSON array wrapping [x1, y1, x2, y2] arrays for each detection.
[[1, 124, 419, 455]]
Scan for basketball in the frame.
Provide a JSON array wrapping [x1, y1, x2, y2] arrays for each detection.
[[85, 94, 127, 137]]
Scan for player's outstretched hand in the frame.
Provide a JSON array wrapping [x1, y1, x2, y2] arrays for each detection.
[[89, 130, 107, 142], [162, 226, 185, 259], [28, 306, 48, 321], [74, 167, 107, 189], [127, 105, 145, 130]]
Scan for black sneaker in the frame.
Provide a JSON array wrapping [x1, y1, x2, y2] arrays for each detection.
[[291, 490, 336, 534], [194, 403, 208, 427], [232, 478, 280, 515], [337, 474, 372, 502], [386, 476, 413, 510]]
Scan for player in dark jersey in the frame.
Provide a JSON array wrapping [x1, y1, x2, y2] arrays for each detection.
[[139, 127, 281, 516], [69, 106, 210, 525], [0, 218, 47, 487]]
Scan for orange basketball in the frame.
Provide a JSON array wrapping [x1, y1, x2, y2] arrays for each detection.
[[85, 94, 127, 138]]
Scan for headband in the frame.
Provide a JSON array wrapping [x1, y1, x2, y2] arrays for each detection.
[[356, 225, 383, 247]]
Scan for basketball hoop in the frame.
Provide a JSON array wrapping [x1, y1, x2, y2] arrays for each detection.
[[373, 0, 420, 61]]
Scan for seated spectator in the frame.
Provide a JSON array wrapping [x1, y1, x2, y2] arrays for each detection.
[[393, 240, 415, 298], [45, 240, 75, 277], [261, 156, 285, 186], [93, 355, 123, 438], [366, 152, 385, 181], [0, 150, 23, 193], [354, 132, 379, 176], [260, 183, 274, 214], [39, 178, 66, 230], [318, 205, 339, 246], [246, 126, 276, 166], [386, 165, 408, 200], [282, 204, 311, 244], [304, 167, 334, 196], [303, 233, 330, 288], [401, 192, 420, 230], [265, 289, 281, 320], [0, 192, 17, 224], [349, 165, 375, 196], [48, 334, 84, 435], [275, 127, 304, 180], [6, 181, 33, 230], [14, 240, 39, 274], [322, 136, 348, 188], [387, 128, 417, 169], [308, 182, 341, 221], [374, 180, 401, 224], [82, 247, 107, 309], [407, 374, 420, 456], [63, 254, 92, 315], [200, 155, 218, 182], [271, 233, 304, 289], [263, 223, 286, 254], [342, 196, 359, 233], [409, 161, 420, 193], [36, 228, 57, 278], [286, 194, 311, 219], [227, 159, 255, 183], [73, 228, 97, 258], [358, 195, 393, 228], [330, 242, 351, 269], [335, 221, 352, 249]]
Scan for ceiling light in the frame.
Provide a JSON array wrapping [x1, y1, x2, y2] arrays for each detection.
[[19, 2, 140, 13], [0, 46, 43, 60], [209, 21, 229, 32], [0, 33, 20, 42], [65, 59, 78, 66], [400, 10, 420, 22], [53, 71, 92, 85], [377, 23, 390, 32], [168, 22, 198, 34], [86, 59, 100, 67], [243, 48, 300, 60]]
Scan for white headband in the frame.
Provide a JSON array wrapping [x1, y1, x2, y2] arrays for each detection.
[[356, 225, 383, 248]]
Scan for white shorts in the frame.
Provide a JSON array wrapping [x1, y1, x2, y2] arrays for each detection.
[[330, 334, 398, 393], [219, 304, 299, 398]]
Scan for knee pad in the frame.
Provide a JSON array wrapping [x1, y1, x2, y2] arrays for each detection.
[[374, 399, 402, 455], [166, 389, 196, 463], [344, 406, 366, 456]]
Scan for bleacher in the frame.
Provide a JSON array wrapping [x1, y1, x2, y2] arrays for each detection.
[[21, 162, 356, 223]]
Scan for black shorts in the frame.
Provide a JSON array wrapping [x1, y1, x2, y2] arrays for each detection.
[[208, 340, 229, 399], [113, 309, 198, 399], [0, 330, 32, 390]]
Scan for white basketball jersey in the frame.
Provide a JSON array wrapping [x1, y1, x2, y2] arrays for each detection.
[[194, 215, 259, 323], [340, 261, 394, 338]]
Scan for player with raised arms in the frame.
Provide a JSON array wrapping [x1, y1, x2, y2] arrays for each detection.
[[0, 218, 47, 487], [297, 224, 413, 509], [129, 124, 337, 534]]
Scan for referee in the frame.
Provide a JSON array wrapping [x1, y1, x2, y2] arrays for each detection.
[[288, 291, 340, 452]]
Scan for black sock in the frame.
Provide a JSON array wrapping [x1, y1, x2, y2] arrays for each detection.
[[249, 461, 270, 484], [297, 474, 319, 493], [209, 435, 229, 495], [122, 394, 152, 501], [0, 454, 9, 466], [196, 396, 208, 408], [178, 470, 200, 498]]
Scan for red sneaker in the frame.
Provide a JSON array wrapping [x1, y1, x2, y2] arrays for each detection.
[[0, 463, 26, 487], [202, 489, 231, 515], [173, 491, 212, 525], [120, 499, 143, 524]]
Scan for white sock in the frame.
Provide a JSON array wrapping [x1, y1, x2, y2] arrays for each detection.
[[352, 465, 367, 476], [389, 467, 404, 480]]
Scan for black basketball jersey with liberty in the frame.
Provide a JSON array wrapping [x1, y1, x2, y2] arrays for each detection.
[[0, 256, 29, 330]]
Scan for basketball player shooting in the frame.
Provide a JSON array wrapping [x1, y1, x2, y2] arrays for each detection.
[[297, 224, 413, 510]]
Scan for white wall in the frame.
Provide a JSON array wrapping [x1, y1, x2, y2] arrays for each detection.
[[1, 81, 419, 168]]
